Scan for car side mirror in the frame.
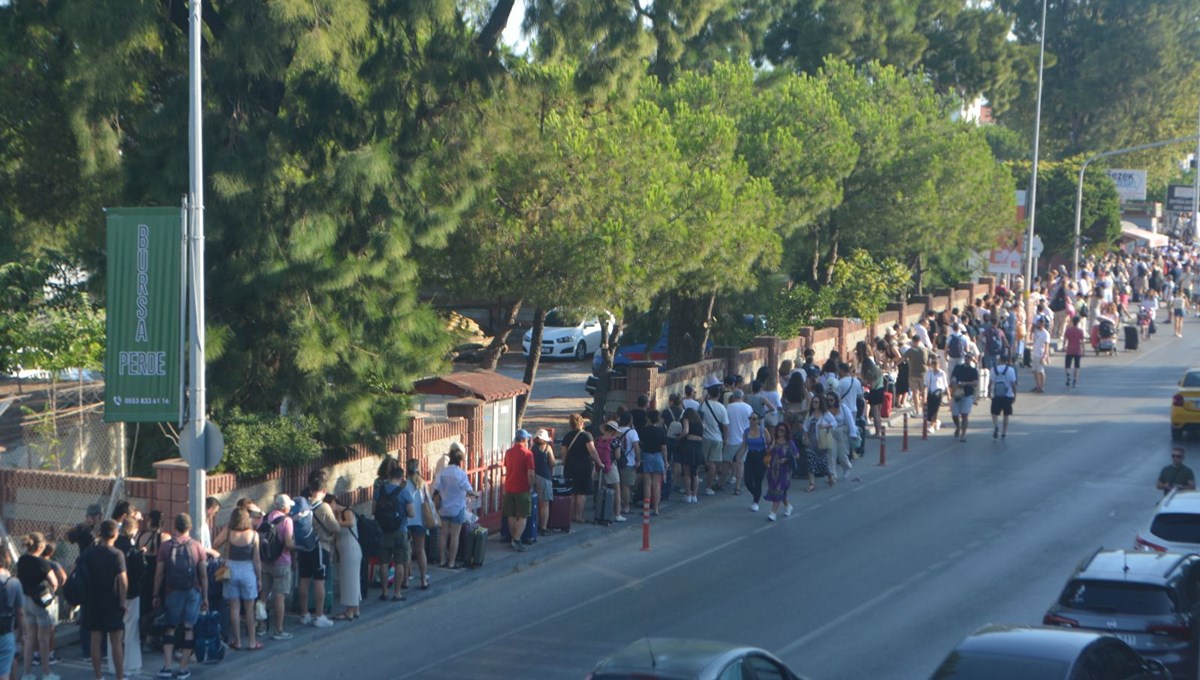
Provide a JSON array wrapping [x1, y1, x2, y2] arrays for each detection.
[[1144, 657, 1169, 676]]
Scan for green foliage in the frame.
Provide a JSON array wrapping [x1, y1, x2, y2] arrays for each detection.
[[826, 250, 911, 323], [215, 409, 323, 479], [1009, 158, 1122, 258]]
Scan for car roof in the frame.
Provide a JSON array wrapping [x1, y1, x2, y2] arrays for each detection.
[[954, 624, 1114, 662], [1158, 490, 1200, 514], [594, 638, 766, 677], [1076, 549, 1191, 584]]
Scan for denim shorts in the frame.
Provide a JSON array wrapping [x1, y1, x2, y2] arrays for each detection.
[[0, 632, 13, 674], [165, 588, 201, 628], [222, 559, 258, 601], [439, 508, 469, 525], [641, 452, 666, 474]]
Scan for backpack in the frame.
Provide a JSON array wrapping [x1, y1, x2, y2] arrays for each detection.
[[63, 554, 89, 607], [985, 328, 1004, 357], [258, 515, 287, 563], [291, 498, 317, 552], [611, 431, 629, 469], [1049, 286, 1067, 312], [165, 538, 197, 592], [375, 485, 406, 532], [192, 610, 225, 664], [352, 512, 382, 559], [947, 334, 965, 359], [993, 366, 1013, 398]]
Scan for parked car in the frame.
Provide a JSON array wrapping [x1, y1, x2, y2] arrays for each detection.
[[1135, 490, 1200, 553], [1043, 548, 1200, 677], [586, 638, 806, 680], [1170, 368, 1200, 440], [523, 308, 615, 361], [930, 624, 1169, 679]]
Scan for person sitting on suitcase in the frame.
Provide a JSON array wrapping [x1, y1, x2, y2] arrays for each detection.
[[503, 430, 537, 552]]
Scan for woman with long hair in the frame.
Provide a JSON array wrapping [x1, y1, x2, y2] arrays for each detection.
[[325, 495, 362, 620], [405, 457, 435, 590], [680, 408, 705, 503], [639, 410, 668, 515], [222, 507, 263, 650], [763, 423, 800, 521], [925, 356, 949, 434], [561, 413, 602, 524], [805, 395, 836, 491], [17, 532, 57, 680], [735, 413, 772, 512]]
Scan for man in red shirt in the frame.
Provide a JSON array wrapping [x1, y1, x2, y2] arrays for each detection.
[[503, 429, 537, 552], [1062, 315, 1085, 388]]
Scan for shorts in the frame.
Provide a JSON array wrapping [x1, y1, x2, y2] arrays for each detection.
[[535, 475, 553, 500], [1064, 354, 1081, 369], [502, 491, 532, 518], [0, 632, 13, 674], [618, 467, 636, 487], [702, 439, 724, 463], [164, 588, 201, 628], [297, 546, 330, 581], [407, 524, 428, 537], [1033, 356, 1047, 373], [25, 600, 55, 628], [950, 396, 974, 417], [601, 466, 620, 486], [1176, 309, 1185, 318], [723, 443, 741, 462], [222, 559, 258, 601], [990, 397, 1014, 416], [866, 388, 885, 406], [262, 562, 292, 600], [641, 452, 666, 474], [380, 530, 411, 565], [440, 508, 469, 525]]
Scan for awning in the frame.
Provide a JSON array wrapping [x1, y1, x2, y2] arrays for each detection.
[[1119, 221, 1168, 248], [414, 370, 530, 401]]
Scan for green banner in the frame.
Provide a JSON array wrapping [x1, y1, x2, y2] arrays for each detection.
[[104, 207, 184, 422]]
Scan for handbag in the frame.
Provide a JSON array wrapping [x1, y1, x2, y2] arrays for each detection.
[[213, 564, 231, 583], [817, 427, 834, 451], [420, 488, 437, 527]]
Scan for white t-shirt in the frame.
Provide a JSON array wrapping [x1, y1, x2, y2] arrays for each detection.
[[615, 426, 640, 467], [434, 465, 474, 517], [992, 364, 1018, 398], [699, 399, 729, 442], [725, 401, 754, 445], [925, 369, 948, 394], [911, 322, 932, 349], [1031, 327, 1051, 357], [836, 376, 864, 408], [682, 397, 701, 412]]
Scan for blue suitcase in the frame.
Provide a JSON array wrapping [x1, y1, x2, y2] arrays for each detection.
[[499, 491, 538, 544]]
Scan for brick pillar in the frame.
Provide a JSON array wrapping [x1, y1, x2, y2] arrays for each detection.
[[625, 361, 659, 410], [152, 458, 191, 522], [823, 318, 851, 359], [752, 336, 780, 384], [447, 399, 485, 468]]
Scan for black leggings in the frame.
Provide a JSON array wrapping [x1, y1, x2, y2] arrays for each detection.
[[925, 391, 943, 424], [744, 451, 766, 502]]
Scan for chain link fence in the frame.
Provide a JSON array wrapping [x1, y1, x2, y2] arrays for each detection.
[[10, 393, 122, 475]]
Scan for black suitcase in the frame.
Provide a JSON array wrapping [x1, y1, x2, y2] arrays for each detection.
[[1124, 325, 1139, 351], [594, 487, 616, 525]]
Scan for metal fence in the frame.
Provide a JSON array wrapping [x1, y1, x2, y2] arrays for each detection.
[[11, 398, 124, 475]]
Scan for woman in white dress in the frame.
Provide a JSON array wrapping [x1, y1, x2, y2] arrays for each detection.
[[328, 496, 362, 620]]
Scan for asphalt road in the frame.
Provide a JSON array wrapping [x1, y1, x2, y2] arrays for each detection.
[[51, 321, 1193, 680]]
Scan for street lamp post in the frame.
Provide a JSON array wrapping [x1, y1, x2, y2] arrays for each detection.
[[1024, 0, 1049, 293], [1073, 135, 1199, 277]]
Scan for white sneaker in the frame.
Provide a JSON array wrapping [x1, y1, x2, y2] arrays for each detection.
[[299, 613, 313, 626], [704, 488, 715, 496], [313, 614, 334, 628], [767, 512, 777, 521], [614, 515, 627, 522], [727, 475, 737, 485], [785, 504, 794, 517], [750, 502, 759, 512]]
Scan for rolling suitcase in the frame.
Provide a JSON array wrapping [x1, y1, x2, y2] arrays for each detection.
[[594, 487, 616, 525], [1124, 325, 1139, 351], [547, 495, 572, 532], [457, 523, 488, 568], [977, 367, 990, 400]]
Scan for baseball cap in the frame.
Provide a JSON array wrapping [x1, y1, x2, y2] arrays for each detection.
[[86, 504, 102, 518], [515, 429, 531, 441], [703, 377, 722, 389], [273, 493, 294, 511]]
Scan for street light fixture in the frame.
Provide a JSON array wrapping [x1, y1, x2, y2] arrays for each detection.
[[1073, 135, 1198, 277]]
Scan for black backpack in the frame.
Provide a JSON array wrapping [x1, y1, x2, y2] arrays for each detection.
[[352, 512, 382, 559], [165, 538, 197, 591], [258, 515, 287, 563], [985, 328, 1004, 357], [63, 553, 90, 607], [375, 485, 405, 532], [0, 576, 15, 634], [611, 431, 629, 469]]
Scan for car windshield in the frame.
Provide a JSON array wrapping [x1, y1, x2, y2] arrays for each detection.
[[1060, 579, 1175, 615], [1151, 512, 1200, 544], [545, 309, 587, 328], [1183, 372, 1200, 387], [931, 652, 1069, 680]]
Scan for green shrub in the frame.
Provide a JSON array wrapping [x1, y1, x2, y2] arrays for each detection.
[[214, 408, 323, 478]]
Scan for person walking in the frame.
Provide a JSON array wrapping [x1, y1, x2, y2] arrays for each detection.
[[153, 514, 205, 680], [763, 424, 799, 520], [82, 520, 127, 680], [1172, 287, 1188, 337], [502, 430, 537, 551], [699, 385, 730, 495], [561, 414, 601, 523], [949, 352, 980, 442], [725, 390, 754, 495], [221, 507, 262, 650], [260, 495, 296, 641], [375, 466, 413, 597], [806, 396, 837, 490], [1062, 315, 1085, 388], [324, 496, 361, 621], [990, 353, 1018, 440], [925, 356, 948, 434], [17, 532, 59, 680], [735, 413, 771, 512], [1029, 317, 1051, 393], [531, 430, 557, 533], [434, 443, 479, 570], [1157, 447, 1196, 495], [827, 392, 857, 481], [639, 410, 668, 515], [0, 547, 24, 680], [405, 458, 435, 591]]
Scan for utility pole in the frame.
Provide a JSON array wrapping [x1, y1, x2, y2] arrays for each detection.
[[184, 0, 208, 540], [1025, 0, 1049, 292]]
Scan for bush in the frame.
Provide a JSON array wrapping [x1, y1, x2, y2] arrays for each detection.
[[214, 408, 323, 478]]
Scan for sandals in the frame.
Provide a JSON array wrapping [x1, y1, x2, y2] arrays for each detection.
[[229, 641, 242, 651], [331, 613, 353, 621], [390, 594, 405, 602], [420, 577, 430, 590], [806, 484, 816, 492], [247, 642, 263, 651]]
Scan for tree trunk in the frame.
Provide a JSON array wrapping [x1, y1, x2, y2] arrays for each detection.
[[822, 225, 840, 286], [913, 253, 925, 296], [476, 0, 517, 55], [589, 318, 624, 430], [515, 307, 546, 428], [667, 292, 710, 368], [479, 299, 522, 371]]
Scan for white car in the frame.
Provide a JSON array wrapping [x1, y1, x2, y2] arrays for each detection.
[[522, 308, 614, 361], [1134, 489, 1200, 553]]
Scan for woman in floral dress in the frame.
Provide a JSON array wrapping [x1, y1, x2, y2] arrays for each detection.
[[763, 423, 800, 521]]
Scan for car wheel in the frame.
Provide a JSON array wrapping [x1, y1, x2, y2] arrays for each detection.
[[575, 341, 587, 361], [1173, 427, 1184, 441]]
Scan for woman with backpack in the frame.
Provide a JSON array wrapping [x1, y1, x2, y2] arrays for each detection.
[[325, 495, 362, 620], [16, 532, 58, 680], [221, 507, 262, 651]]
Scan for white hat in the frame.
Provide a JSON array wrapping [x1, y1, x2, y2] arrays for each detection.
[[449, 441, 465, 454], [273, 494, 294, 511], [534, 429, 551, 442], [604, 420, 620, 431], [703, 377, 722, 389]]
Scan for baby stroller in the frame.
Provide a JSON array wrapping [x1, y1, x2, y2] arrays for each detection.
[[1092, 317, 1117, 356]]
